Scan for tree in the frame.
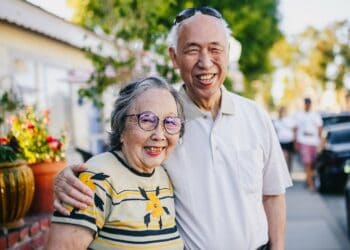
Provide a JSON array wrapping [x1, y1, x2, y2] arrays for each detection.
[[68, 0, 281, 101], [269, 20, 350, 108]]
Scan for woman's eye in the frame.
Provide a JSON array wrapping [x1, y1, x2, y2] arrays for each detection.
[[140, 117, 155, 123]]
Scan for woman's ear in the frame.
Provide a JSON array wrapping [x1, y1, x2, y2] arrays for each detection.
[[120, 130, 124, 144]]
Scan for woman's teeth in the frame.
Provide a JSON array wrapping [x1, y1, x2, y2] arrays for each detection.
[[145, 146, 163, 153]]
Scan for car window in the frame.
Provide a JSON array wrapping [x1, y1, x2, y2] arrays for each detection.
[[323, 116, 350, 127], [328, 129, 350, 144]]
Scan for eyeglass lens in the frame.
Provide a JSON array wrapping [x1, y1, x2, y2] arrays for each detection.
[[137, 111, 181, 134]]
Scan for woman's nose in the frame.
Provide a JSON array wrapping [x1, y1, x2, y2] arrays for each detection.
[[150, 122, 166, 140]]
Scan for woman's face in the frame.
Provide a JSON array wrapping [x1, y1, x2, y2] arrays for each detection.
[[121, 88, 180, 173]]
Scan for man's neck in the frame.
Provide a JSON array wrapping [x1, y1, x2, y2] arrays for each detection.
[[186, 89, 222, 119]]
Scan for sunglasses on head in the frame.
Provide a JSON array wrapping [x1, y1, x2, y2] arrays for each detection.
[[173, 6, 222, 25]]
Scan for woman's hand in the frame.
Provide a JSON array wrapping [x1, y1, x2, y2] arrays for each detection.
[[54, 164, 94, 215]]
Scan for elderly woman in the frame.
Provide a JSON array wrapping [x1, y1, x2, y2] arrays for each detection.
[[47, 77, 184, 249]]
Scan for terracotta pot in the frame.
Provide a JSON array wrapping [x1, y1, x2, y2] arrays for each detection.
[[0, 160, 35, 228], [29, 161, 66, 214]]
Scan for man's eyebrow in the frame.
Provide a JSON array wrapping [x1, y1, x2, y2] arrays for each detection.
[[209, 41, 225, 47], [183, 42, 201, 48], [184, 41, 225, 48]]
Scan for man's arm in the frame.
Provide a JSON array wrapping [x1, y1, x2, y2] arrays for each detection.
[[263, 194, 286, 250], [54, 164, 94, 215]]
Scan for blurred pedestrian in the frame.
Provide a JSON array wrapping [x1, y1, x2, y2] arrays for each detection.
[[294, 98, 323, 191], [344, 91, 350, 111], [273, 106, 295, 172]]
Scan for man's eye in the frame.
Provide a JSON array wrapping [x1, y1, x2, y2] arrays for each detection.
[[211, 48, 222, 54], [186, 49, 199, 54]]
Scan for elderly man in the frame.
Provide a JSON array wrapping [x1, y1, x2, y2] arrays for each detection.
[[55, 7, 292, 250]]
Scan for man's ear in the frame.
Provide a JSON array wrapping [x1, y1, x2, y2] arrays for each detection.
[[168, 47, 179, 69]]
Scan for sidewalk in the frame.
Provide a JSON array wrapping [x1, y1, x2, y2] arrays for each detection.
[[286, 163, 350, 250]]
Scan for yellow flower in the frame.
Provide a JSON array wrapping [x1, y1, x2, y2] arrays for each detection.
[[146, 192, 164, 218], [79, 172, 97, 191], [8, 106, 67, 164]]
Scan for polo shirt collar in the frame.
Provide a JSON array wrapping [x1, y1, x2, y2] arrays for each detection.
[[179, 84, 235, 121]]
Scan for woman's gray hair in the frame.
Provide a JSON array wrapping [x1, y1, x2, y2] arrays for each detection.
[[167, 11, 232, 52], [109, 76, 184, 150]]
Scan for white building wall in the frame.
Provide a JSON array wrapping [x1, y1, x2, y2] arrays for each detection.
[[0, 22, 95, 158]]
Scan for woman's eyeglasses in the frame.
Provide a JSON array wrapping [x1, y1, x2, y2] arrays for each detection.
[[126, 111, 182, 135], [174, 6, 222, 25]]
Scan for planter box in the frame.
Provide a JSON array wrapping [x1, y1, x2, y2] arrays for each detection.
[[0, 161, 34, 228], [29, 161, 66, 214]]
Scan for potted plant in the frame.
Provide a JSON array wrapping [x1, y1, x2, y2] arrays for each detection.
[[9, 106, 68, 214], [0, 136, 35, 228]]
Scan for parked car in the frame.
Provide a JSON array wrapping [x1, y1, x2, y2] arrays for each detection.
[[345, 168, 350, 239], [322, 112, 350, 127], [314, 122, 350, 193]]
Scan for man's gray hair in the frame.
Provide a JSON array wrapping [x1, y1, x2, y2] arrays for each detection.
[[167, 11, 232, 51], [109, 76, 184, 150]]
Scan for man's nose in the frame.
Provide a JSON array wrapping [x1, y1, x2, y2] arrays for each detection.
[[198, 51, 213, 69]]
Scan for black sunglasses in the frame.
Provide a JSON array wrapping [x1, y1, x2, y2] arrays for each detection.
[[174, 6, 222, 25]]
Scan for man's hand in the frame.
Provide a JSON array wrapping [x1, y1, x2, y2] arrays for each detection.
[[54, 164, 94, 215]]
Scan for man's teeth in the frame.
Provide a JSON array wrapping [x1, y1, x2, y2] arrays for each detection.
[[198, 74, 214, 80]]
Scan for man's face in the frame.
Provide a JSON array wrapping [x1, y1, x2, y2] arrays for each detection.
[[304, 102, 311, 112], [169, 14, 229, 105]]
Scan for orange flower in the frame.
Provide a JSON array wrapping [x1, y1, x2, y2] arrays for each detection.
[[0, 137, 9, 145], [46, 136, 62, 151], [8, 106, 67, 164]]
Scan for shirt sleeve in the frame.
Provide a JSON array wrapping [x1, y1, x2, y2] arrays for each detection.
[[51, 170, 111, 234], [260, 108, 293, 195]]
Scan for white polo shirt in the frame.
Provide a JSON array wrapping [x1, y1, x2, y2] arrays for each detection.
[[273, 116, 296, 143], [295, 111, 323, 146], [164, 86, 292, 250]]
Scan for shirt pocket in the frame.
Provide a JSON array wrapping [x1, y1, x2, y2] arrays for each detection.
[[235, 148, 264, 194]]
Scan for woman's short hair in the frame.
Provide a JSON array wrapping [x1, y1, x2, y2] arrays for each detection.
[[109, 76, 184, 150]]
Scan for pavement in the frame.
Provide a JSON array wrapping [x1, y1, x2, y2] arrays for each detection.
[[286, 160, 350, 250]]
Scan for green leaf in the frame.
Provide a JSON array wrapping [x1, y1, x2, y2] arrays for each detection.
[[158, 216, 162, 229], [163, 206, 170, 215], [144, 213, 150, 227], [92, 173, 110, 180], [138, 187, 149, 200], [94, 194, 104, 211]]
